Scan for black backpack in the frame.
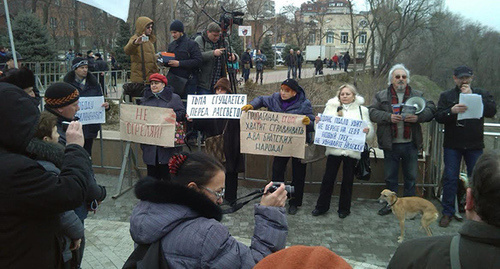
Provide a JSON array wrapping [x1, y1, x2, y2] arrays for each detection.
[[123, 241, 169, 269]]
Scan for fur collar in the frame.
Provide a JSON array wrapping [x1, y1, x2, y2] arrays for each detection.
[[25, 138, 65, 168], [135, 177, 223, 221], [326, 95, 365, 107], [143, 86, 173, 101], [63, 70, 99, 88]]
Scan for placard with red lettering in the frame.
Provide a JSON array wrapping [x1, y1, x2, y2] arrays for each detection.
[[240, 110, 306, 158], [119, 104, 176, 147]]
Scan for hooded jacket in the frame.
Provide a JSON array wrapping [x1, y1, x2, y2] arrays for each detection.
[[129, 177, 288, 269], [63, 70, 104, 139], [140, 86, 186, 165], [369, 86, 436, 151], [0, 83, 92, 268], [124, 17, 159, 83], [249, 85, 315, 142], [321, 96, 375, 159]]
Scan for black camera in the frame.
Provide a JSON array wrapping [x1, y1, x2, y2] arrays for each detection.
[[220, 7, 244, 29], [267, 182, 294, 199]]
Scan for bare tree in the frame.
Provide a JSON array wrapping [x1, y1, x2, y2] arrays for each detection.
[[282, 5, 309, 49]]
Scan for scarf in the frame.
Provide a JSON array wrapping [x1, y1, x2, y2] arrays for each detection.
[[210, 41, 223, 91], [390, 85, 411, 139], [281, 94, 299, 111]]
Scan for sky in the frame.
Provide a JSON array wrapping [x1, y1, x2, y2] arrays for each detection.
[[274, 0, 500, 32]]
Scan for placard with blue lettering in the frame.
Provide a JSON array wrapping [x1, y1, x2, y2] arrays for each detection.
[[75, 96, 106, 125], [187, 94, 247, 119], [240, 110, 306, 158], [314, 113, 367, 152]]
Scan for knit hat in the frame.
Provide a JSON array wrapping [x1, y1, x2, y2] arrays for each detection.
[[5, 51, 23, 61], [214, 77, 231, 93], [44, 82, 80, 108], [0, 67, 35, 90], [281, 78, 300, 92], [254, 245, 352, 269], [170, 20, 184, 32], [72, 57, 88, 70], [149, 73, 168, 85]]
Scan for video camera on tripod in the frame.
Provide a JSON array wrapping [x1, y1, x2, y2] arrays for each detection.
[[219, 6, 244, 30]]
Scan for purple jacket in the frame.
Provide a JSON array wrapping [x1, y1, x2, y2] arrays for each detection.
[[130, 177, 288, 269], [249, 87, 315, 142], [140, 86, 186, 165]]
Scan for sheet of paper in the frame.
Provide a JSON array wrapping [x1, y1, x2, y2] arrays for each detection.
[[457, 93, 483, 120], [75, 96, 106, 125]]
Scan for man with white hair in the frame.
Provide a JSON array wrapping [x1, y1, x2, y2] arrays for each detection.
[[369, 64, 436, 216]]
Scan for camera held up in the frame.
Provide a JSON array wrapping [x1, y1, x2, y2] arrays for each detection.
[[267, 182, 294, 199]]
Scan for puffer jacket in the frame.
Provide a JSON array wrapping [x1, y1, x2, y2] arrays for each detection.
[[321, 96, 375, 159], [249, 85, 315, 142], [129, 177, 288, 269], [63, 70, 104, 139], [194, 32, 239, 91], [140, 86, 186, 165], [369, 86, 436, 151], [124, 17, 159, 83], [0, 83, 92, 268]]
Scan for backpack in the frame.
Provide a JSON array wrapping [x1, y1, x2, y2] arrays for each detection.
[[123, 241, 169, 269]]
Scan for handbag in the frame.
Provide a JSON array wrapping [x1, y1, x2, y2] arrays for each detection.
[[354, 106, 375, 181], [123, 240, 169, 269], [166, 71, 188, 97], [204, 121, 228, 163], [174, 121, 187, 145], [301, 142, 326, 164], [123, 82, 146, 100]]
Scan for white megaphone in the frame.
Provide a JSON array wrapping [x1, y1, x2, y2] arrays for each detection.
[[403, 96, 426, 115]]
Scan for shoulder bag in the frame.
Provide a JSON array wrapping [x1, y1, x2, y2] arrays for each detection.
[[354, 106, 375, 181], [204, 121, 228, 164]]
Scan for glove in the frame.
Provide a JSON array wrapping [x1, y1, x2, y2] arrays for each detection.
[[241, 104, 254, 112], [302, 116, 311, 125]]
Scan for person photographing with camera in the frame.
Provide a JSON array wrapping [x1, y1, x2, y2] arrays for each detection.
[[129, 151, 288, 268]]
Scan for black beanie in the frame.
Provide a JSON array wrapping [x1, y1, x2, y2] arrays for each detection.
[[0, 67, 35, 89], [72, 57, 88, 70], [170, 20, 184, 32], [281, 78, 300, 92], [44, 82, 80, 108]]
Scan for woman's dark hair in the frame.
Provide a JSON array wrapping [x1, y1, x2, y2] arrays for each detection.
[[170, 151, 225, 187], [470, 150, 500, 227]]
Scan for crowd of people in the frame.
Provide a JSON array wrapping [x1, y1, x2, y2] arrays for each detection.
[[0, 15, 499, 269]]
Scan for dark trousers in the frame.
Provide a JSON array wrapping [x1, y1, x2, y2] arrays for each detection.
[[383, 142, 418, 196], [315, 155, 356, 214], [83, 138, 93, 157], [147, 164, 171, 181], [225, 172, 238, 203], [272, 156, 306, 206], [255, 69, 263, 84], [243, 68, 250, 82], [297, 65, 302, 78]]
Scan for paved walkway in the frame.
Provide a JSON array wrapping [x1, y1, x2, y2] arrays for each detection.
[[83, 173, 464, 269]]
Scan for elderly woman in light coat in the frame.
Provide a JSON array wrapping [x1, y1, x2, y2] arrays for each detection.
[[312, 84, 374, 218]]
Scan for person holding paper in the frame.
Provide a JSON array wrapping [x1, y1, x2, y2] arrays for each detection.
[[242, 78, 315, 215], [140, 73, 186, 181], [435, 65, 497, 227], [369, 64, 436, 216], [64, 57, 109, 157], [312, 84, 374, 218]]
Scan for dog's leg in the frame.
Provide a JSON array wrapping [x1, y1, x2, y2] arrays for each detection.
[[398, 219, 405, 243], [421, 212, 437, 236]]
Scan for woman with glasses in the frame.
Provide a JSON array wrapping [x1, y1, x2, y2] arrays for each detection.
[[129, 151, 288, 268]]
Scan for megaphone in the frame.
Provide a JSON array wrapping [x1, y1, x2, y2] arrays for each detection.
[[403, 96, 426, 114]]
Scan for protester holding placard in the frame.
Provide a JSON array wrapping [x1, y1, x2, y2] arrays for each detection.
[[64, 57, 109, 156], [192, 77, 244, 203], [140, 73, 186, 181], [312, 84, 374, 218], [242, 78, 314, 215]]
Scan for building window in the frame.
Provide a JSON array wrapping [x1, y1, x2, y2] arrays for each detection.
[[309, 33, 316, 44], [69, 19, 75, 29], [81, 37, 86, 47], [359, 31, 367, 44], [326, 32, 334, 44], [341, 32, 348, 44], [70, 38, 75, 47], [50, 17, 57, 29], [80, 20, 86, 31]]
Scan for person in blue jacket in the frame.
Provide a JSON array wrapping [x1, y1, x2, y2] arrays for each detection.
[[140, 73, 186, 181], [242, 78, 315, 215]]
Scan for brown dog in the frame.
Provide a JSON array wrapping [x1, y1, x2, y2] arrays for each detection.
[[379, 189, 439, 243]]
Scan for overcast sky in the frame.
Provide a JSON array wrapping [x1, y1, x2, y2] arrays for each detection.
[[274, 0, 500, 32]]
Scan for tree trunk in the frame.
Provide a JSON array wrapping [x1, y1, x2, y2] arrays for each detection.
[[73, 2, 81, 52]]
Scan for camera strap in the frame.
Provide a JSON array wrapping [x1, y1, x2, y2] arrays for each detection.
[[221, 189, 265, 214]]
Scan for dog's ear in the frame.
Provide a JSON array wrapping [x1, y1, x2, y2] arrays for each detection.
[[391, 191, 397, 196]]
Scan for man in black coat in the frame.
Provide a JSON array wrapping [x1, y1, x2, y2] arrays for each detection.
[[166, 20, 202, 99], [94, 53, 108, 95], [0, 82, 93, 268], [343, 51, 351, 72], [241, 48, 253, 82]]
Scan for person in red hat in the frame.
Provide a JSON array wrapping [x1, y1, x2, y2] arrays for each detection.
[[140, 73, 186, 181]]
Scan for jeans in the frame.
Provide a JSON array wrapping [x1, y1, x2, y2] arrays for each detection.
[[383, 142, 418, 196], [315, 155, 356, 214], [255, 69, 263, 84], [272, 156, 306, 206], [287, 66, 297, 79], [243, 68, 250, 82], [441, 148, 483, 216]]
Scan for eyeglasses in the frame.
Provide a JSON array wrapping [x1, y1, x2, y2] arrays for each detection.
[[146, 25, 153, 29], [201, 186, 225, 200], [395, 75, 407, 79]]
